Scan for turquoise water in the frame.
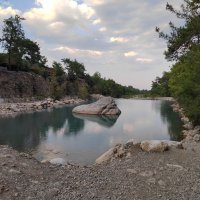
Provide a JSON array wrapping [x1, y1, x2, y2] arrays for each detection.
[[0, 99, 183, 164]]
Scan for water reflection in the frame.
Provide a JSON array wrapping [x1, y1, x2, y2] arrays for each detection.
[[159, 101, 183, 141], [0, 100, 184, 164], [0, 106, 84, 152], [73, 114, 119, 127]]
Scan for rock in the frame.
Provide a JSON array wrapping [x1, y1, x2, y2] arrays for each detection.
[[139, 171, 154, 177], [127, 169, 137, 174], [183, 122, 193, 130], [125, 139, 141, 148], [193, 134, 200, 142], [9, 169, 21, 174], [166, 164, 184, 170], [95, 148, 115, 164], [140, 140, 168, 152], [50, 158, 66, 165], [181, 116, 190, 123], [95, 144, 126, 164], [162, 140, 183, 149], [72, 97, 121, 115], [158, 180, 166, 187]]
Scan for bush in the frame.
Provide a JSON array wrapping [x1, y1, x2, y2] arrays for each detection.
[[78, 85, 89, 99]]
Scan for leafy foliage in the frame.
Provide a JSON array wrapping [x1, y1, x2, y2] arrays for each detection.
[[156, 0, 200, 61], [156, 1, 200, 125], [169, 45, 200, 125], [151, 72, 171, 97], [0, 15, 46, 72]]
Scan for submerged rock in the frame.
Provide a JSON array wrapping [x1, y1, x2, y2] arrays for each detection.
[[72, 97, 121, 115]]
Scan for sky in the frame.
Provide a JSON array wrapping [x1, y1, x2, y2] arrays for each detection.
[[0, 0, 183, 89]]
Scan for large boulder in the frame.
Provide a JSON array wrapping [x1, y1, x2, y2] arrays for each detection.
[[140, 140, 169, 152], [72, 97, 121, 115]]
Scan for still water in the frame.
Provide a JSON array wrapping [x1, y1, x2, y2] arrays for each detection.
[[0, 99, 183, 164]]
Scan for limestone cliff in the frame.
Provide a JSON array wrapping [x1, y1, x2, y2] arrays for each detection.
[[0, 70, 51, 99]]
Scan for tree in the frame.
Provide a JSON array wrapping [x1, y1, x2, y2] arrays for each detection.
[[0, 15, 25, 67], [20, 39, 42, 65], [169, 44, 200, 125], [62, 58, 86, 81], [156, 0, 200, 61], [151, 72, 171, 97]]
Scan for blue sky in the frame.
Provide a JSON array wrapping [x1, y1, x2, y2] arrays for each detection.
[[0, 0, 183, 89]]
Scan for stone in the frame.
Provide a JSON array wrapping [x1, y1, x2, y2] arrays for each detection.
[[193, 134, 200, 142], [9, 169, 21, 174], [139, 171, 154, 177], [96, 144, 126, 164], [166, 164, 184, 170], [95, 148, 115, 164], [183, 122, 193, 130], [125, 139, 141, 148], [140, 140, 168, 152], [127, 169, 137, 174], [72, 97, 121, 115], [158, 180, 166, 187], [49, 158, 66, 165], [162, 140, 183, 149]]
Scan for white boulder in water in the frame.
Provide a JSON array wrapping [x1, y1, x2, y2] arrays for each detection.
[[72, 97, 121, 115]]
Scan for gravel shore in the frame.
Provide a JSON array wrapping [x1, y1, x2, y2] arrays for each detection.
[[0, 97, 85, 118], [0, 140, 200, 200]]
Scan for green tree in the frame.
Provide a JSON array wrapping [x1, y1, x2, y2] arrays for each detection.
[[156, 0, 200, 61], [20, 39, 42, 65], [151, 72, 171, 97], [169, 45, 200, 125], [0, 15, 25, 67], [62, 58, 86, 81]]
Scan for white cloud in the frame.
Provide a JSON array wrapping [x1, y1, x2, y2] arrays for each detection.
[[110, 37, 128, 43], [93, 18, 101, 25], [0, 6, 19, 17], [124, 51, 137, 57], [53, 46, 103, 57], [136, 58, 153, 63], [99, 27, 106, 32]]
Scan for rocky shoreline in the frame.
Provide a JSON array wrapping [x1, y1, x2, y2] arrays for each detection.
[[0, 96, 85, 118], [171, 101, 200, 142]]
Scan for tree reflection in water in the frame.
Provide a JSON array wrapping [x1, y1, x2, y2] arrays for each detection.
[[153, 100, 183, 141], [0, 106, 85, 152]]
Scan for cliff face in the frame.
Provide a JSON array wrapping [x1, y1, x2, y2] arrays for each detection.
[[0, 71, 51, 99]]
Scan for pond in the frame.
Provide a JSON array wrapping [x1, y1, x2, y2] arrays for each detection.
[[0, 99, 183, 165]]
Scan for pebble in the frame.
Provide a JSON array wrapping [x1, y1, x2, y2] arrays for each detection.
[[127, 169, 137, 174], [9, 169, 21, 174]]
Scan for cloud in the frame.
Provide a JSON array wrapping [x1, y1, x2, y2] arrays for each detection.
[[124, 51, 137, 57], [93, 18, 101, 24], [0, 6, 19, 17], [0, 0, 183, 89], [99, 27, 106, 32], [53, 46, 103, 57], [136, 58, 153, 63], [110, 37, 128, 43]]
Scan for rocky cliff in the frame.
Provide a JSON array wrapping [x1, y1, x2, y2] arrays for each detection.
[[0, 70, 51, 99]]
